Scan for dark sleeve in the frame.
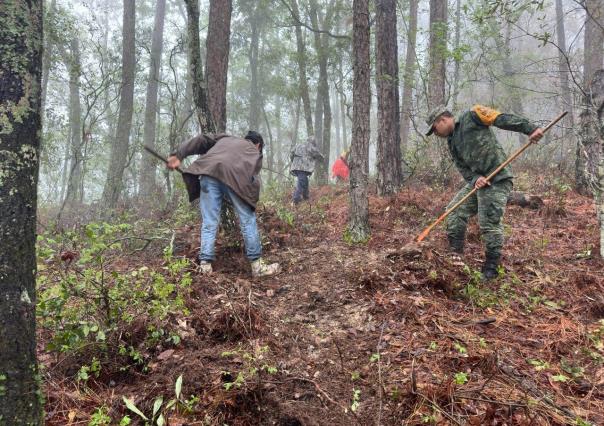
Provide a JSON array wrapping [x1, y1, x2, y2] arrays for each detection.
[[171, 134, 217, 160], [452, 155, 480, 186], [493, 113, 539, 135], [311, 145, 325, 160]]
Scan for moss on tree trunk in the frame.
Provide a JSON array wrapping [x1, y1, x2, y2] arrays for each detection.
[[0, 1, 44, 424]]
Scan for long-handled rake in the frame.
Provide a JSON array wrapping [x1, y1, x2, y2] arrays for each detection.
[[415, 111, 568, 243]]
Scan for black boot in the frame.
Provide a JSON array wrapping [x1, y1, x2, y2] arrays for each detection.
[[448, 236, 465, 255], [481, 253, 501, 281]]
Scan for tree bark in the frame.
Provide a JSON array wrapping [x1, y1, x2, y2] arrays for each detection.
[[333, 87, 341, 156], [289, 0, 314, 138], [309, 0, 335, 184], [247, 2, 262, 131], [583, 0, 604, 90], [555, 0, 575, 166], [376, 0, 402, 196], [340, 91, 348, 148], [64, 38, 84, 206], [41, 0, 57, 116], [451, 0, 461, 110], [101, 0, 136, 208], [577, 0, 604, 194], [139, 0, 167, 197], [184, 0, 215, 133], [0, 1, 44, 423], [428, 0, 447, 109], [348, 0, 370, 242], [578, 70, 604, 256], [400, 0, 418, 154], [503, 22, 525, 146], [206, 0, 232, 132]]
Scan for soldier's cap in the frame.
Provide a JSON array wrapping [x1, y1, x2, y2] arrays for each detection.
[[425, 105, 450, 136]]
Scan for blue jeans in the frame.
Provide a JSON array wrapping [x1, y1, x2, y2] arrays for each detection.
[[292, 170, 311, 204], [199, 175, 262, 262]]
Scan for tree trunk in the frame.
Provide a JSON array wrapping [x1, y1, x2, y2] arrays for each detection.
[[333, 87, 341, 156], [376, 0, 402, 196], [185, 0, 215, 133], [428, 0, 450, 185], [340, 91, 348, 148], [0, 1, 43, 423], [101, 0, 136, 208], [262, 105, 274, 182], [64, 38, 84, 207], [428, 0, 447, 109], [577, 0, 604, 194], [583, 0, 604, 90], [400, 0, 418, 154], [309, 0, 335, 185], [41, 0, 57, 116], [139, 0, 167, 197], [578, 70, 604, 256], [289, 0, 313, 137], [248, 3, 262, 131], [555, 0, 575, 167], [451, 0, 461, 110], [206, 0, 232, 132], [503, 22, 525, 146], [348, 0, 371, 242]]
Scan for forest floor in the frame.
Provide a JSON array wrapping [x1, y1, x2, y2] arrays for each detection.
[[40, 181, 604, 425]]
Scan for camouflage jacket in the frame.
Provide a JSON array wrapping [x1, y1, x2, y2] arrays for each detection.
[[447, 105, 539, 186], [290, 142, 325, 175]]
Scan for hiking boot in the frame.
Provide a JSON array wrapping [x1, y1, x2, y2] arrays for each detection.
[[251, 258, 281, 277], [481, 253, 500, 281], [196, 261, 213, 274], [448, 236, 464, 255]]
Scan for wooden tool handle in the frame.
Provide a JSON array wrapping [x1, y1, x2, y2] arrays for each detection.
[[416, 111, 567, 242], [143, 145, 183, 174]]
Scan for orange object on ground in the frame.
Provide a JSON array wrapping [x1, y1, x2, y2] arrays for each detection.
[[332, 157, 349, 180]]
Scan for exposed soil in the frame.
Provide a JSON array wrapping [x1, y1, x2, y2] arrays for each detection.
[[43, 184, 604, 425]]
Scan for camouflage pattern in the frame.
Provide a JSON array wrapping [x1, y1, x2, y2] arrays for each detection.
[[447, 106, 538, 187], [446, 178, 513, 258], [425, 104, 450, 136], [442, 105, 538, 257], [290, 137, 325, 175]]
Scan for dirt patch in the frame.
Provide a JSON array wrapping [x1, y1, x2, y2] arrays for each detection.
[[42, 186, 604, 425]]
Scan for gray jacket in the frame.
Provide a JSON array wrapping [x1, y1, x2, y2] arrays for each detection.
[[290, 138, 324, 175]]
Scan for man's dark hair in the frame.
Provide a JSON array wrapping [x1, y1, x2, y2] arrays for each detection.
[[245, 130, 264, 152], [440, 111, 454, 119]]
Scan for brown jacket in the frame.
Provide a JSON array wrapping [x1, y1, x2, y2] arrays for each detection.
[[172, 134, 263, 209]]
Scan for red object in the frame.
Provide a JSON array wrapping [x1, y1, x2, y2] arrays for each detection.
[[332, 158, 349, 180]]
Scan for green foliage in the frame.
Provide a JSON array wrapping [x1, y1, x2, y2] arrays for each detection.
[[461, 265, 518, 307], [454, 372, 469, 385], [343, 227, 370, 245], [36, 221, 192, 377], [89, 406, 112, 426], [528, 359, 550, 372], [0, 373, 6, 396], [453, 342, 467, 355], [560, 358, 585, 380], [350, 388, 361, 413], [276, 205, 295, 227], [122, 374, 196, 425], [220, 344, 278, 391]]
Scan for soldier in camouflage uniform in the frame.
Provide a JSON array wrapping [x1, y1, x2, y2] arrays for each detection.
[[290, 137, 325, 204], [425, 105, 544, 279]]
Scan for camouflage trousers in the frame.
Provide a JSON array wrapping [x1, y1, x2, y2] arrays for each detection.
[[446, 179, 513, 257]]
